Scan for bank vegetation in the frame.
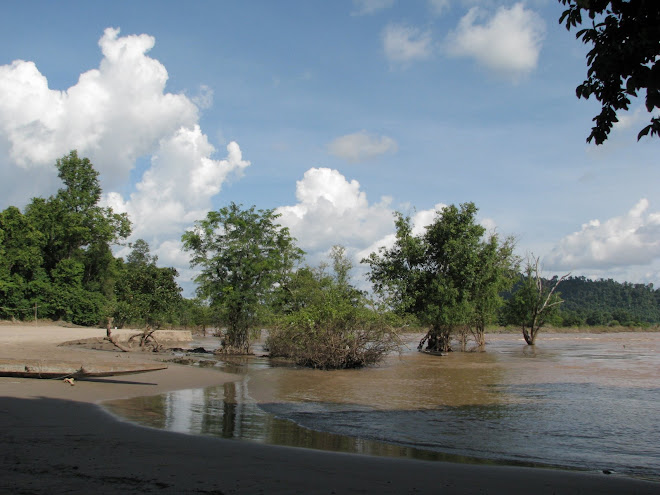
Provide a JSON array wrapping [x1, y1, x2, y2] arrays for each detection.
[[3, 152, 660, 367]]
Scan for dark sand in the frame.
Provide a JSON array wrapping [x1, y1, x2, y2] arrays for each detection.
[[1, 324, 658, 494]]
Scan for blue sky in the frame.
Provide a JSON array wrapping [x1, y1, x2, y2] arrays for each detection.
[[1, 0, 659, 294]]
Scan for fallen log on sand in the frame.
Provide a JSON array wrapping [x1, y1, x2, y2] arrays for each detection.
[[0, 358, 167, 379]]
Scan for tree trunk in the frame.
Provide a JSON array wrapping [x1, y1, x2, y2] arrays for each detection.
[[418, 326, 452, 353]]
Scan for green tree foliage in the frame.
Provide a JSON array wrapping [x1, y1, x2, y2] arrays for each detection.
[[467, 234, 518, 347], [113, 240, 182, 328], [0, 206, 46, 319], [267, 245, 401, 369], [182, 203, 304, 352], [503, 256, 568, 345], [0, 151, 131, 325], [176, 297, 215, 332], [558, 1, 660, 144], [363, 203, 518, 352], [555, 276, 660, 326]]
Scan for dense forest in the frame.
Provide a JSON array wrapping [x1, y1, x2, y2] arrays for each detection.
[[2, 152, 660, 335], [0, 151, 203, 328], [552, 276, 660, 327]]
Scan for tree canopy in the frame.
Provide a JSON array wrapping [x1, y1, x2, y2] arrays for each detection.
[[363, 202, 518, 352], [182, 202, 304, 352], [0, 151, 188, 329], [0, 151, 132, 325], [559, 0, 660, 144], [113, 240, 182, 328], [267, 245, 401, 369]]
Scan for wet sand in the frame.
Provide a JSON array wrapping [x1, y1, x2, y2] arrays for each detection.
[[1, 323, 658, 494]]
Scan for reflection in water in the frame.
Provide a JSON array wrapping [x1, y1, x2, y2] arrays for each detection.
[[106, 380, 533, 467], [105, 333, 660, 481]]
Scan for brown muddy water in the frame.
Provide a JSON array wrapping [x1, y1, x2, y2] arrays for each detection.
[[104, 332, 660, 481]]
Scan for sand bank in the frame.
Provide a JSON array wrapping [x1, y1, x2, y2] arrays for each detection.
[[1, 323, 657, 494]]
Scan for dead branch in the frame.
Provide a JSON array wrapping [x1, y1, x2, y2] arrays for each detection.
[[127, 325, 163, 352], [105, 319, 132, 352]]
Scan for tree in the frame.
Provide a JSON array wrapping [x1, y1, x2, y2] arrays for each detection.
[[0, 206, 46, 320], [267, 246, 401, 369], [468, 234, 519, 348], [27, 151, 130, 273], [113, 240, 182, 328], [182, 203, 303, 353], [503, 255, 569, 345], [22, 150, 131, 324], [558, 1, 660, 144], [363, 203, 518, 353]]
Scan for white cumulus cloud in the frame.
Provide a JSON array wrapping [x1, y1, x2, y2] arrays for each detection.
[[276, 168, 394, 257], [103, 127, 249, 241], [357, 203, 449, 262], [327, 130, 398, 163], [0, 27, 198, 185], [0, 27, 250, 294], [445, 3, 545, 81], [382, 23, 433, 65], [545, 199, 660, 271]]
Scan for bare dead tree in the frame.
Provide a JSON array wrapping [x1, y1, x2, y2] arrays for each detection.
[[507, 255, 570, 345]]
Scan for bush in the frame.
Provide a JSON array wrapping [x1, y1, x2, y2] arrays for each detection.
[[267, 247, 402, 369], [267, 306, 401, 369]]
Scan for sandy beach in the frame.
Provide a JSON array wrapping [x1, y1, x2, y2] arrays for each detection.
[[1, 323, 658, 494]]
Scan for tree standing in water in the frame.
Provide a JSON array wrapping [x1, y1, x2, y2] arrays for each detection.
[[504, 255, 569, 345], [363, 202, 518, 353]]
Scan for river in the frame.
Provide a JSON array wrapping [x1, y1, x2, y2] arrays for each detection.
[[104, 332, 660, 481]]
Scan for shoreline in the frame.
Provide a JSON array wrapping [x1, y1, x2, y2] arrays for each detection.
[[1, 324, 658, 494]]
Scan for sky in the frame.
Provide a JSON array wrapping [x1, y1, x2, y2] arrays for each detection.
[[1, 0, 659, 296]]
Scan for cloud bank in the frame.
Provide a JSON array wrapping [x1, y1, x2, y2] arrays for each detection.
[[276, 168, 394, 255], [0, 28, 199, 183], [546, 199, 660, 271]]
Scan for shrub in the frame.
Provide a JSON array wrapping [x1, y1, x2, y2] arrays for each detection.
[[267, 305, 401, 369], [267, 246, 402, 369]]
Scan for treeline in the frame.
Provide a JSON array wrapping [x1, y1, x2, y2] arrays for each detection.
[[552, 276, 660, 327], [3, 151, 660, 353], [0, 151, 201, 328]]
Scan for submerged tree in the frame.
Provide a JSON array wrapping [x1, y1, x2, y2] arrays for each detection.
[[182, 203, 303, 353], [363, 203, 518, 353], [503, 255, 569, 345], [468, 234, 519, 348], [268, 245, 401, 369]]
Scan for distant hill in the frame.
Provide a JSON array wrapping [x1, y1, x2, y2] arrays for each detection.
[[548, 276, 660, 327]]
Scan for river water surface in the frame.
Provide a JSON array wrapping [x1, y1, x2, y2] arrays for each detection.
[[104, 332, 660, 481]]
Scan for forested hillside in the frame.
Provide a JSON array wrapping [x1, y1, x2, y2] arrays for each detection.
[[556, 277, 660, 327]]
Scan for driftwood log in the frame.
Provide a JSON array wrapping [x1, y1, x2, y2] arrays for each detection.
[[128, 325, 163, 352], [104, 319, 163, 352], [105, 319, 132, 352]]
